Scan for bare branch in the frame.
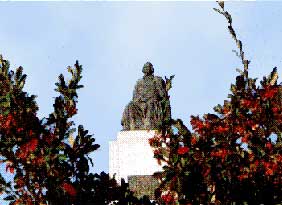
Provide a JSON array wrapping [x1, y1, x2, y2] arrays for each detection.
[[214, 1, 250, 77]]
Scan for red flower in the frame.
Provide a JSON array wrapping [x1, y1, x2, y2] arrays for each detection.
[[265, 168, 274, 176], [203, 167, 211, 177], [261, 86, 278, 100], [238, 174, 248, 181], [241, 99, 252, 107], [161, 192, 174, 203], [211, 149, 228, 160], [62, 182, 77, 197], [33, 156, 45, 165], [149, 137, 159, 146], [263, 161, 271, 169], [276, 155, 282, 163], [17, 127, 24, 132], [223, 107, 231, 115], [9, 167, 14, 174], [66, 106, 77, 116], [233, 126, 245, 135], [28, 138, 38, 152], [190, 117, 205, 133], [165, 134, 171, 138], [249, 153, 255, 162], [177, 147, 189, 155], [16, 178, 25, 187], [213, 125, 229, 134], [154, 149, 160, 156], [4, 114, 14, 128], [272, 107, 279, 113], [241, 136, 248, 143], [6, 162, 14, 174], [254, 160, 259, 167], [45, 133, 56, 145], [265, 142, 272, 150], [18, 138, 39, 159], [191, 137, 197, 145], [17, 148, 28, 159]]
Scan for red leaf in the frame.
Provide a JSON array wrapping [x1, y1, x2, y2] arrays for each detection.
[[265, 142, 272, 150], [177, 147, 189, 155], [62, 182, 77, 197], [213, 125, 229, 134], [191, 137, 197, 145], [28, 138, 38, 152], [241, 99, 252, 107], [241, 136, 248, 143], [6, 162, 14, 174], [265, 168, 274, 176], [17, 127, 24, 132], [272, 107, 279, 113], [161, 192, 175, 203], [261, 86, 278, 100]]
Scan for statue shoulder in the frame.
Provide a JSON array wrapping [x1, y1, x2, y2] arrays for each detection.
[[154, 76, 165, 82], [135, 78, 144, 87], [154, 76, 165, 86], [136, 78, 144, 83]]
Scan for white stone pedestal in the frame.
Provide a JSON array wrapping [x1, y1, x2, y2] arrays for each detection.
[[109, 130, 163, 184]]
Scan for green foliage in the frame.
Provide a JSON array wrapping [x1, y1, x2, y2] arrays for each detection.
[[0, 55, 158, 205], [0, 56, 102, 204]]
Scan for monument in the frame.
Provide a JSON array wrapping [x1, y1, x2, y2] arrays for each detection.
[[121, 61, 171, 130], [109, 62, 173, 198]]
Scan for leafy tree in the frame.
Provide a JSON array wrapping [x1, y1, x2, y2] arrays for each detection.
[[0, 55, 157, 205], [0, 56, 100, 204], [150, 2, 282, 204]]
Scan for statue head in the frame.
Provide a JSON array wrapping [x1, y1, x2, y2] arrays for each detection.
[[142, 62, 154, 76]]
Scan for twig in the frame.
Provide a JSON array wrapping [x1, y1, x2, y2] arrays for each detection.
[[214, 1, 250, 79]]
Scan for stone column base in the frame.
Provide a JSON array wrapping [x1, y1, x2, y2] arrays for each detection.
[[109, 130, 163, 184]]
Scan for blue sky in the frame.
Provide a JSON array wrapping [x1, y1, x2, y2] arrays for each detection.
[[0, 1, 282, 178]]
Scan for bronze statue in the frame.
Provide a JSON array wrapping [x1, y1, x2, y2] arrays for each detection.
[[121, 62, 172, 130]]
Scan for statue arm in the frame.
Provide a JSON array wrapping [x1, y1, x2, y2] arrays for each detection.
[[133, 81, 141, 102], [155, 78, 167, 98]]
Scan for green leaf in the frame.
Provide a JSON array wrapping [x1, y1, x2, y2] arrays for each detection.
[[3, 110, 10, 115], [180, 157, 186, 167], [3, 195, 15, 200], [172, 154, 178, 164], [1, 101, 10, 108], [58, 154, 67, 161], [184, 171, 190, 176], [230, 84, 237, 93], [213, 104, 223, 113]]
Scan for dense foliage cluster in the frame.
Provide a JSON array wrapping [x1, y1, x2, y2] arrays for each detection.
[[0, 55, 157, 205], [149, 2, 282, 205], [0, 56, 102, 204], [150, 70, 282, 204]]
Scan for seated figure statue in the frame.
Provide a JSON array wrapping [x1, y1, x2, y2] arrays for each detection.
[[121, 62, 171, 130]]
